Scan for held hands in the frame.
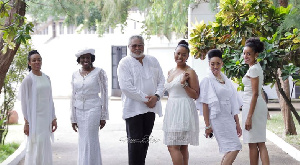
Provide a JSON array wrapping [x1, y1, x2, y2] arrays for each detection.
[[245, 117, 252, 131], [144, 95, 157, 108], [100, 120, 106, 130], [52, 119, 57, 133]]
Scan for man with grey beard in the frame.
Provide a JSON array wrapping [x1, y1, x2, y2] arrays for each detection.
[[117, 35, 165, 165]]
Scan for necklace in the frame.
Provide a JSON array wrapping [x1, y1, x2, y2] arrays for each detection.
[[215, 75, 225, 83]]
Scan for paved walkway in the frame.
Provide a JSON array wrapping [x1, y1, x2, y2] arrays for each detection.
[[7, 99, 300, 165]]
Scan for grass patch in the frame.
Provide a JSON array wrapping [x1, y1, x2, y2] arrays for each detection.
[[0, 142, 20, 163], [267, 113, 300, 151]]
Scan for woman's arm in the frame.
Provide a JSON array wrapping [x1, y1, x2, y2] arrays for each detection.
[[245, 77, 259, 131], [203, 103, 213, 138], [99, 69, 109, 120], [181, 70, 200, 99], [234, 114, 242, 137]]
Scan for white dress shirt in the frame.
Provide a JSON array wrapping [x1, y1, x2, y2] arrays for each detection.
[[117, 55, 165, 119]]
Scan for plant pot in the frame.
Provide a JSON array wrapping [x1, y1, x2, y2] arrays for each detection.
[[8, 110, 18, 124]]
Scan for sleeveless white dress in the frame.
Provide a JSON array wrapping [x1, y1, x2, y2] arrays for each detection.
[[242, 63, 268, 143], [163, 70, 199, 146]]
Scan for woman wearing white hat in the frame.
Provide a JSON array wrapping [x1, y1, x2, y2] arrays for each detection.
[[70, 48, 109, 165]]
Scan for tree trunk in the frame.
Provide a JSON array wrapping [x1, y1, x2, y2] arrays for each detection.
[[0, 0, 26, 94], [275, 69, 297, 135]]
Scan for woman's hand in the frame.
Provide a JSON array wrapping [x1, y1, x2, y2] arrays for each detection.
[[24, 124, 29, 136], [245, 117, 252, 131], [236, 123, 242, 137], [181, 73, 190, 84], [205, 128, 213, 138], [72, 123, 78, 132], [52, 119, 57, 132], [100, 120, 106, 130]]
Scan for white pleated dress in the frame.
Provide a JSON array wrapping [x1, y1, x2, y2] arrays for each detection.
[[163, 72, 199, 146], [242, 63, 268, 143]]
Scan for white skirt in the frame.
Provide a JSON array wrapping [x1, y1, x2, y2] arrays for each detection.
[[242, 97, 268, 143], [163, 97, 199, 145], [76, 107, 102, 165]]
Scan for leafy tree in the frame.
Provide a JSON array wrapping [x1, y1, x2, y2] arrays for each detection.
[[0, 0, 33, 94], [189, 0, 300, 135], [26, 0, 198, 39], [0, 41, 31, 144]]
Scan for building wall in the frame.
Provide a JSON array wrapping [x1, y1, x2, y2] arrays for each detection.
[[30, 12, 180, 97]]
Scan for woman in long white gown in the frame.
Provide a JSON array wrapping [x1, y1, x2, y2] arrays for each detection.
[[242, 38, 270, 165], [163, 40, 200, 165], [197, 49, 242, 165], [19, 50, 57, 165], [71, 48, 109, 165]]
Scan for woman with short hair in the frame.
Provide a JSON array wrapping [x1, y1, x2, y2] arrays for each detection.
[[197, 49, 242, 165]]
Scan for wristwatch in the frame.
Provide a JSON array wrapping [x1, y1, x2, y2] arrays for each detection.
[[155, 94, 160, 101]]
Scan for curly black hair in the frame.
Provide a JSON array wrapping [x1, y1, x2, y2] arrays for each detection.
[[245, 37, 264, 53]]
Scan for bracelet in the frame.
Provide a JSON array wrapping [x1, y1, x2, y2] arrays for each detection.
[[25, 123, 29, 126], [205, 125, 211, 130], [181, 81, 188, 88]]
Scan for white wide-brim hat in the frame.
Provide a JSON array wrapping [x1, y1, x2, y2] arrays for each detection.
[[75, 48, 95, 58]]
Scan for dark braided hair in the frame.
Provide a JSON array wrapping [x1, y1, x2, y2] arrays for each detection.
[[176, 40, 190, 54], [245, 37, 264, 53], [28, 50, 40, 71], [207, 49, 223, 61]]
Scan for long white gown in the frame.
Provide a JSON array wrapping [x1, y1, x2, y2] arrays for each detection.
[[242, 63, 268, 143], [163, 71, 199, 146], [71, 67, 109, 165], [197, 71, 242, 153], [20, 73, 55, 165]]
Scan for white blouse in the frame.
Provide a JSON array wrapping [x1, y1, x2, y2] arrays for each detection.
[[70, 67, 109, 123], [196, 70, 242, 119], [117, 55, 165, 119]]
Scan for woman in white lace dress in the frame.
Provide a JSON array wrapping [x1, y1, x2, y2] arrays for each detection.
[[163, 40, 200, 165], [196, 49, 242, 165], [242, 38, 269, 165], [19, 50, 57, 165], [71, 48, 109, 165]]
